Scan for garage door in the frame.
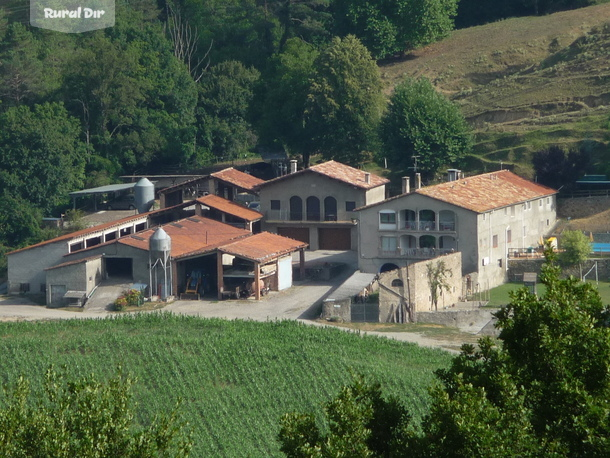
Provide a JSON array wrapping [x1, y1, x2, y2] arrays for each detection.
[[318, 228, 351, 250], [278, 227, 310, 245]]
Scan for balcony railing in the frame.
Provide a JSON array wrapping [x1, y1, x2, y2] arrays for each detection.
[[380, 248, 455, 259], [403, 221, 456, 231], [267, 209, 350, 222]]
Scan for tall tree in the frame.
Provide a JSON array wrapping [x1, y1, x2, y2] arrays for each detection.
[[559, 230, 591, 278], [197, 60, 260, 164], [255, 38, 319, 163], [0, 102, 86, 214], [304, 35, 384, 166], [332, 0, 458, 59], [533, 144, 592, 192], [381, 77, 472, 180]]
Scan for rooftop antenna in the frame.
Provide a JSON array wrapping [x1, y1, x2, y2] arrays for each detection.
[[409, 156, 420, 174]]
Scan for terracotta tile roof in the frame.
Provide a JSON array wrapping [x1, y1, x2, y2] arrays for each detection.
[[356, 170, 556, 213], [416, 170, 556, 212], [196, 195, 262, 221], [255, 160, 389, 190], [219, 232, 308, 262], [7, 200, 203, 256], [118, 216, 251, 259], [210, 167, 265, 192], [45, 254, 103, 271], [8, 213, 149, 255]]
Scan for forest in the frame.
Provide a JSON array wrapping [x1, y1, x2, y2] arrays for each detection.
[[0, 0, 603, 258]]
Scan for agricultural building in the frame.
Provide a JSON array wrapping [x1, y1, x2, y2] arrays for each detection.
[[255, 160, 388, 250], [8, 196, 302, 306]]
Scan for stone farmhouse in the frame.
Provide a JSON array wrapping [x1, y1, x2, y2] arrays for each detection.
[[356, 170, 558, 290], [255, 160, 388, 251]]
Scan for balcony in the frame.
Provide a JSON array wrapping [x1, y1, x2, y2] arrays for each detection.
[[380, 248, 455, 259], [402, 221, 455, 232], [266, 209, 351, 222]]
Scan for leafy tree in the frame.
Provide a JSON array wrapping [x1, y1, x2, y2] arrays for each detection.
[[0, 102, 86, 214], [278, 375, 411, 457], [332, 0, 458, 59], [305, 35, 384, 166], [532, 144, 592, 192], [197, 60, 260, 164], [255, 38, 319, 164], [426, 260, 452, 311], [0, 23, 47, 107], [0, 192, 42, 248], [380, 77, 472, 180], [0, 366, 192, 456], [559, 230, 591, 277], [422, 246, 610, 456]]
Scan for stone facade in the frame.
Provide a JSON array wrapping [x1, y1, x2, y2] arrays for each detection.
[[378, 252, 462, 323]]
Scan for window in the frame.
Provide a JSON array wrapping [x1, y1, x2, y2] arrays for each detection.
[[69, 242, 83, 253], [527, 201, 532, 210], [391, 279, 404, 287], [504, 208, 508, 215], [547, 197, 550, 204], [539, 199, 543, 207], [511, 206, 515, 216], [271, 200, 280, 210], [40, 284, 46, 293], [380, 212, 396, 224], [290, 196, 303, 221], [345, 201, 356, 212], [507, 230, 512, 243], [493, 235, 498, 248], [306, 196, 320, 221], [547, 219, 550, 226], [381, 236, 397, 252], [20, 283, 30, 293], [324, 196, 337, 221], [483, 213, 487, 221]]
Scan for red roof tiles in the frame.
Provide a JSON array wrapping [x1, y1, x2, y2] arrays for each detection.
[[219, 232, 308, 262], [416, 170, 556, 213], [118, 216, 250, 259], [196, 195, 262, 221], [210, 167, 265, 192], [256, 160, 389, 190]]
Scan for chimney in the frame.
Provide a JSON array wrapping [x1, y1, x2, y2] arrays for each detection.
[[415, 173, 421, 190], [402, 176, 410, 194], [364, 172, 371, 184], [447, 169, 461, 182], [290, 160, 297, 174]]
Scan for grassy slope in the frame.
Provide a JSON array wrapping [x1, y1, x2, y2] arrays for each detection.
[[379, 4, 610, 179], [0, 314, 451, 457]]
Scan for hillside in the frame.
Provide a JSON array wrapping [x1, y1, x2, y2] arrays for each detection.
[[380, 3, 610, 178]]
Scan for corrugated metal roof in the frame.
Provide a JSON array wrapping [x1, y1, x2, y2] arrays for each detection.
[[119, 216, 251, 259], [196, 195, 262, 221], [219, 232, 307, 262], [210, 168, 265, 191], [256, 160, 388, 190], [69, 183, 136, 197]]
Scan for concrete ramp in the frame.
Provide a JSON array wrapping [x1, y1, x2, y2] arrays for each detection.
[[85, 279, 133, 313], [327, 271, 377, 301]]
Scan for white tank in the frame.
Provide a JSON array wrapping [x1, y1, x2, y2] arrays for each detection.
[[150, 227, 171, 256], [135, 177, 155, 213]]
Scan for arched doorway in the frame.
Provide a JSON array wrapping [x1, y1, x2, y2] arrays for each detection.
[[324, 196, 337, 221], [306, 196, 320, 221], [379, 263, 399, 273], [289, 196, 302, 221]]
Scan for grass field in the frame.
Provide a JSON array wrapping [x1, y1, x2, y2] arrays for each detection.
[[0, 314, 452, 457], [379, 3, 610, 179], [486, 280, 610, 307]]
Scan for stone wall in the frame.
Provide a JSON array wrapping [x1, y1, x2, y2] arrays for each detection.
[[378, 252, 462, 323]]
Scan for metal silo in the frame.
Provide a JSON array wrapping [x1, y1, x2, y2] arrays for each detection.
[[149, 227, 172, 300], [135, 177, 155, 214]]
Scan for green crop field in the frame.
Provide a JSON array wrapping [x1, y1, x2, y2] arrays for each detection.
[[0, 314, 452, 456]]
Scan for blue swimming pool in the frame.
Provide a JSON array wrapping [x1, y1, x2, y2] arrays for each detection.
[[592, 242, 610, 253]]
